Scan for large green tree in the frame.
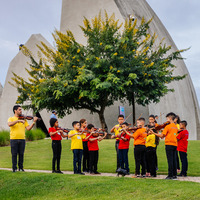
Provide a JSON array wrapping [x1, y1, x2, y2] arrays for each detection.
[[10, 11, 186, 129]]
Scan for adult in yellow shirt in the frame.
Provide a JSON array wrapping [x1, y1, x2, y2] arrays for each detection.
[[68, 121, 91, 175], [7, 105, 38, 172], [110, 114, 124, 171]]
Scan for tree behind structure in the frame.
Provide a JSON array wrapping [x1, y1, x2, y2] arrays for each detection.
[[10, 11, 186, 129]]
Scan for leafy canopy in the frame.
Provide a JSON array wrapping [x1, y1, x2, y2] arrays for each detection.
[[10, 11, 186, 120]]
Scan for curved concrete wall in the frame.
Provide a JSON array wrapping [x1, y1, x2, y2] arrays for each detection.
[[60, 0, 200, 139]]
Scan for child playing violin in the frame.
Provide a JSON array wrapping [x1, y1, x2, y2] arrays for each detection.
[[126, 118, 147, 178], [80, 119, 89, 173], [87, 124, 107, 174], [49, 118, 68, 174], [68, 121, 92, 175], [116, 122, 131, 174]]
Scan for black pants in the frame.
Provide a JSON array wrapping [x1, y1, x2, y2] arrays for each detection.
[[179, 151, 188, 176], [134, 145, 146, 175], [52, 140, 62, 171], [119, 149, 129, 172], [165, 145, 177, 177], [83, 141, 89, 172], [89, 150, 99, 172], [10, 139, 26, 170], [146, 147, 157, 176], [176, 150, 180, 170], [115, 140, 120, 169]]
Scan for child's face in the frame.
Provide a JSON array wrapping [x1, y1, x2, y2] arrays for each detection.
[[118, 117, 124, 125], [137, 120, 144, 127], [179, 123, 184, 129], [81, 121, 87, 128], [89, 127, 95, 132], [122, 124, 128, 129], [149, 117, 155, 123], [74, 123, 80, 130], [54, 121, 59, 127]]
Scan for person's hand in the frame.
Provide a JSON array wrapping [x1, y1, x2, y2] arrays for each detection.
[[114, 125, 119, 130], [111, 135, 115, 139], [18, 120, 25, 124], [33, 117, 38, 122]]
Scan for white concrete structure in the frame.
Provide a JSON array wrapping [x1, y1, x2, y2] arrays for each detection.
[[0, 0, 199, 139]]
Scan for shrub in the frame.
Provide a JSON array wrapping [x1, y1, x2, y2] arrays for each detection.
[[0, 130, 10, 146], [25, 128, 45, 141]]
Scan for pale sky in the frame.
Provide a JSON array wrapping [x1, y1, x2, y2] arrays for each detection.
[[0, 0, 200, 101]]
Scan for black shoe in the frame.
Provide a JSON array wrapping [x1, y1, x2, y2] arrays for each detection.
[[141, 174, 146, 178], [173, 176, 177, 180], [165, 176, 173, 180], [12, 169, 17, 173], [151, 175, 157, 177], [78, 172, 85, 175], [52, 170, 56, 173], [19, 168, 25, 172], [94, 171, 101, 174], [56, 170, 63, 174]]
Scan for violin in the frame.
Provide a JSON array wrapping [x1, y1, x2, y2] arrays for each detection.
[[154, 121, 170, 131], [92, 131, 105, 137], [18, 115, 41, 121], [57, 127, 71, 133]]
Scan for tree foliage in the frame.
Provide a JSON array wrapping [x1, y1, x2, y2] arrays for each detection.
[[10, 11, 186, 128]]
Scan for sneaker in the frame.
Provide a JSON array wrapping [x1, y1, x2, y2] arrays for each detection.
[[19, 168, 25, 172], [12, 169, 17, 173], [173, 176, 177, 180], [52, 170, 56, 173], [141, 174, 146, 178], [78, 172, 85, 175], [132, 174, 140, 178], [56, 170, 63, 174], [165, 176, 173, 180], [94, 171, 101, 175]]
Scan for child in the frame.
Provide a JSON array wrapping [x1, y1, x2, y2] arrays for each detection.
[[80, 119, 89, 172], [153, 112, 178, 179], [126, 118, 147, 177], [87, 124, 107, 174], [177, 120, 189, 177], [117, 122, 131, 174], [49, 118, 67, 173], [68, 121, 91, 175], [110, 114, 125, 171]]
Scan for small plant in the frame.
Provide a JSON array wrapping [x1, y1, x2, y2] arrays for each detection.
[[0, 130, 10, 146], [25, 128, 45, 141]]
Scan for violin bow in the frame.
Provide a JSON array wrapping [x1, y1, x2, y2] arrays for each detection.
[[124, 112, 133, 122]]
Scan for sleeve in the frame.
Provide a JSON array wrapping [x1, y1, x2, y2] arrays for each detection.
[[48, 127, 54, 133], [68, 130, 74, 136], [8, 117, 13, 122], [133, 129, 140, 140], [177, 131, 183, 140], [146, 135, 150, 143], [162, 126, 169, 136]]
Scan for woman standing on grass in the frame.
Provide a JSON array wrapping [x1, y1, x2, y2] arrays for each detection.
[[49, 118, 67, 174]]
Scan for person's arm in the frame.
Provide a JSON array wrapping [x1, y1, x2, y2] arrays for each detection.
[[68, 132, 77, 138], [101, 132, 107, 139], [85, 133, 93, 140], [124, 129, 134, 138], [8, 120, 25, 127], [150, 129, 165, 139], [89, 137, 99, 141], [26, 117, 38, 131]]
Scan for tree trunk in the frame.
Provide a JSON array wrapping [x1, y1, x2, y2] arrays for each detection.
[[98, 110, 108, 131], [132, 93, 136, 125]]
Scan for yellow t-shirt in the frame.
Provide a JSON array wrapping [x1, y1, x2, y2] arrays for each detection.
[[8, 116, 29, 139], [146, 134, 156, 148], [68, 130, 86, 150], [113, 124, 123, 140]]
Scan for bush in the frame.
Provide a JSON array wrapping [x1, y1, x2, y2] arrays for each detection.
[[25, 129, 46, 141], [0, 130, 10, 146]]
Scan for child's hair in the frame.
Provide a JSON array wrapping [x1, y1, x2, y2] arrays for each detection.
[[180, 120, 187, 127], [166, 112, 176, 120], [50, 118, 57, 127], [122, 122, 129, 126], [72, 121, 80, 127], [80, 118, 86, 125], [87, 123, 94, 130], [175, 115, 181, 124], [118, 114, 124, 118], [138, 117, 145, 122], [149, 115, 155, 119]]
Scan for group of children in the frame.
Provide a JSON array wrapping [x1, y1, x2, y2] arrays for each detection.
[[48, 112, 189, 179]]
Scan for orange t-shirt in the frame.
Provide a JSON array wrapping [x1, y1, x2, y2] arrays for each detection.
[[133, 128, 147, 146], [162, 123, 178, 146]]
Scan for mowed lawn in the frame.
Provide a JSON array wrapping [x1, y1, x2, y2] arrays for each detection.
[[0, 139, 200, 176]]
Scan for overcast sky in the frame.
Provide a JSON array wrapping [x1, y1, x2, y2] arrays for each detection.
[[0, 0, 200, 101]]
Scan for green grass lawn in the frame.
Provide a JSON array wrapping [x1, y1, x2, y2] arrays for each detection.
[[0, 139, 199, 176], [0, 170, 200, 200]]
